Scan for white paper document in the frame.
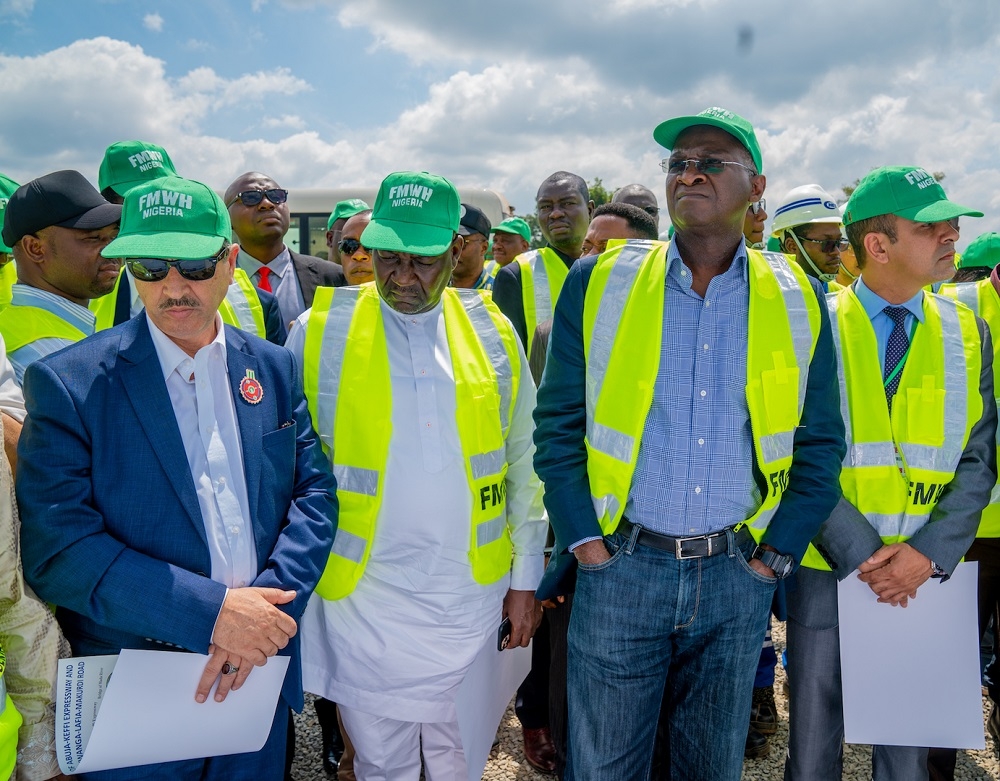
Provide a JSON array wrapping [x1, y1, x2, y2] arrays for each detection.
[[56, 649, 289, 774], [456, 639, 532, 781], [838, 561, 984, 749]]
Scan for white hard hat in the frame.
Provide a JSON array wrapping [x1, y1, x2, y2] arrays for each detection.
[[770, 184, 842, 237]]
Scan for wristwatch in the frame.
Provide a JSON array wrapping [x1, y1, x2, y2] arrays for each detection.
[[751, 546, 795, 579]]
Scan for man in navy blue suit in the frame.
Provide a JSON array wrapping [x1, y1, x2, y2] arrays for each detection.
[[16, 176, 338, 780]]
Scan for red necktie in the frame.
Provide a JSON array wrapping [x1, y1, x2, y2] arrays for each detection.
[[257, 266, 273, 293]]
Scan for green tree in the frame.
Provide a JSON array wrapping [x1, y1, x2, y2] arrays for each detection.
[[588, 177, 614, 207]]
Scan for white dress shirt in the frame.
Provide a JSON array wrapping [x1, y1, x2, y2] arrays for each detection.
[[146, 315, 257, 588], [290, 296, 546, 723]]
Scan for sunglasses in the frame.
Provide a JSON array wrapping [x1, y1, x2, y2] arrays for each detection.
[[797, 236, 850, 253], [126, 246, 229, 282], [227, 188, 288, 207], [338, 238, 369, 256], [660, 158, 757, 176], [749, 199, 767, 216]]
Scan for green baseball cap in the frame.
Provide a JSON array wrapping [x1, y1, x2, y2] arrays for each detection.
[[98, 140, 179, 198], [491, 217, 531, 243], [326, 198, 371, 230], [653, 107, 763, 174], [843, 166, 983, 226], [0, 173, 20, 253], [957, 231, 1000, 270], [102, 177, 230, 259], [361, 171, 460, 256]]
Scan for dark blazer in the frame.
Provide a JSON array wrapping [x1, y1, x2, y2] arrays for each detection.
[[111, 273, 287, 345], [289, 250, 346, 308], [16, 315, 338, 709]]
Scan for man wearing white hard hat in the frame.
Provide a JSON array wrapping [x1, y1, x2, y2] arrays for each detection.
[[771, 185, 848, 290]]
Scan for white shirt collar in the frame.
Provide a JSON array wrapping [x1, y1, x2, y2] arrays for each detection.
[[146, 313, 227, 382]]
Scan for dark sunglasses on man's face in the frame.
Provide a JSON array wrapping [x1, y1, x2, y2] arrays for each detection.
[[227, 188, 288, 207], [126, 246, 228, 282], [338, 238, 368, 256]]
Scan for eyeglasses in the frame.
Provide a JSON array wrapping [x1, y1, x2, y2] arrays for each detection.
[[126, 246, 229, 282], [797, 236, 850, 253], [660, 158, 758, 177], [338, 238, 368, 256], [226, 188, 288, 207], [749, 199, 767, 216]]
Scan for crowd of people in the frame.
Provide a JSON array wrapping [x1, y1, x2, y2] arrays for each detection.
[[0, 104, 998, 781]]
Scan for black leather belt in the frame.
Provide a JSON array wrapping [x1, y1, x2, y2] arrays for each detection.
[[617, 518, 750, 559]]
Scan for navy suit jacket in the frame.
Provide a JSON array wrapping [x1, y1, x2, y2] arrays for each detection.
[[16, 314, 337, 709]]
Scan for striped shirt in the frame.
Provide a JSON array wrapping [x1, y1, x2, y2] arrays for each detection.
[[624, 242, 759, 536], [8, 284, 96, 384]]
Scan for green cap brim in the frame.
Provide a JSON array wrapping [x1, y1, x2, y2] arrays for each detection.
[[361, 219, 454, 256], [102, 231, 225, 260], [491, 225, 529, 241], [895, 199, 984, 223], [653, 115, 763, 173], [110, 173, 177, 198]]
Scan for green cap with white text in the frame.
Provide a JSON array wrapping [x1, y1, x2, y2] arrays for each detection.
[[98, 140, 179, 198], [102, 177, 231, 259], [957, 231, 1000, 270], [491, 217, 532, 242], [843, 166, 983, 226], [653, 107, 763, 174], [361, 171, 460, 256], [326, 198, 371, 230], [0, 173, 20, 253]]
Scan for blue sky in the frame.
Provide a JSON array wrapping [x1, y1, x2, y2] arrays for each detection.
[[3, 0, 1000, 243]]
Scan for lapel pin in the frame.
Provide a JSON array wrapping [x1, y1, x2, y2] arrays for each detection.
[[239, 368, 264, 405]]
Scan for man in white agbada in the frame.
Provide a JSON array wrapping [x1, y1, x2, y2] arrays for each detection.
[[286, 171, 546, 780]]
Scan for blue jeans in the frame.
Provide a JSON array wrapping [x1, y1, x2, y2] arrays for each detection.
[[566, 526, 776, 781]]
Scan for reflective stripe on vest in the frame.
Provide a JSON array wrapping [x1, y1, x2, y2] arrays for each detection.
[[515, 248, 569, 359], [220, 268, 266, 338], [303, 283, 521, 599], [581, 241, 820, 540], [0, 304, 87, 352], [941, 278, 1000, 536], [800, 287, 982, 569]]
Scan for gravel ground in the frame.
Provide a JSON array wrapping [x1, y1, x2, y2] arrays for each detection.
[[290, 620, 1000, 780]]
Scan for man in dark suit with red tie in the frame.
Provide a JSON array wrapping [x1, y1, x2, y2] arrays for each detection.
[[225, 172, 345, 332]]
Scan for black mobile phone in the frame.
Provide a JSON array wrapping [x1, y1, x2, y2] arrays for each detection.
[[497, 616, 512, 651]]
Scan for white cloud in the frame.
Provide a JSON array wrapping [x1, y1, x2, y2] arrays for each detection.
[[0, 0, 33, 16], [143, 12, 164, 32], [263, 114, 306, 130]]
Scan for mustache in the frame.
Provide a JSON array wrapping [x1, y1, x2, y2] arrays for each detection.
[[159, 296, 201, 310]]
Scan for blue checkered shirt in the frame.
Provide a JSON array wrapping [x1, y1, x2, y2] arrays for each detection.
[[623, 242, 760, 536], [7, 284, 96, 385]]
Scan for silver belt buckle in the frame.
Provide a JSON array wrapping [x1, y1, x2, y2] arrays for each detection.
[[675, 534, 707, 559]]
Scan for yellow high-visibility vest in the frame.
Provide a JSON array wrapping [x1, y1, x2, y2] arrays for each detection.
[[800, 287, 982, 569], [939, 279, 1000, 537], [0, 262, 14, 309], [0, 647, 23, 781], [514, 248, 569, 359], [302, 284, 522, 600], [92, 268, 266, 337], [582, 240, 821, 541], [0, 304, 86, 352]]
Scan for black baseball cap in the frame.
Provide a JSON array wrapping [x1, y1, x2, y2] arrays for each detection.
[[2, 170, 122, 248], [458, 203, 491, 238]]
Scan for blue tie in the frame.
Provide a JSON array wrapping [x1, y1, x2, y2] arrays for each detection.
[[883, 306, 910, 408]]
